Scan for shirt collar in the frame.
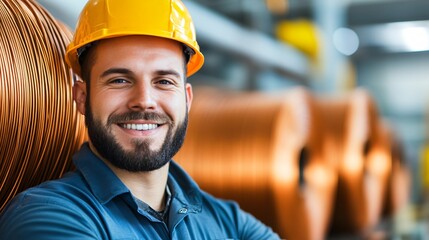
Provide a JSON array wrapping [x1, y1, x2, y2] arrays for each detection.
[[72, 143, 130, 204], [167, 161, 203, 213], [72, 143, 203, 211]]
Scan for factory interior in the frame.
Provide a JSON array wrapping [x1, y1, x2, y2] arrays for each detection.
[[2, 0, 429, 239]]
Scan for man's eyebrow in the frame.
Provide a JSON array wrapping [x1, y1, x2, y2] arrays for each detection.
[[101, 68, 133, 78], [156, 69, 181, 78], [100, 68, 182, 78]]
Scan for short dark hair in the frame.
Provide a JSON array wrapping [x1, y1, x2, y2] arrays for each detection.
[[182, 44, 195, 66], [78, 42, 97, 83]]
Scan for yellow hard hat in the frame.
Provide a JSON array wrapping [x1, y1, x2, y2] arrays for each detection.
[[65, 0, 204, 77]]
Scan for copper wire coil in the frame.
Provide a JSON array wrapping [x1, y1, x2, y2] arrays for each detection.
[[324, 89, 392, 235], [0, 0, 87, 211], [381, 123, 411, 218], [175, 86, 338, 239]]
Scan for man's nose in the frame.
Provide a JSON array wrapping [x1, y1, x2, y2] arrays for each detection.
[[127, 82, 157, 111]]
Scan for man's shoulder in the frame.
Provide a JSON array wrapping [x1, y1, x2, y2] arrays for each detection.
[[0, 171, 93, 219], [0, 172, 102, 240], [198, 189, 242, 217], [181, 189, 280, 239]]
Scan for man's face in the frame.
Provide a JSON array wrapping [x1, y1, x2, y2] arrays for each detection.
[[74, 35, 193, 171]]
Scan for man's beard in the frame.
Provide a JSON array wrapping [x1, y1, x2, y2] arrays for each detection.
[[85, 104, 188, 172]]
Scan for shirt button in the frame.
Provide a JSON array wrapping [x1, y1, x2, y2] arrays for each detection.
[[178, 208, 188, 214]]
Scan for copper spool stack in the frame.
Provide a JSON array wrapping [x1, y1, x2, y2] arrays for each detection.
[[175, 87, 338, 239], [0, 1, 87, 211], [381, 124, 410, 218], [324, 89, 392, 235]]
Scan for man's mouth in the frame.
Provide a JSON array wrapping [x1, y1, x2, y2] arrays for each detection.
[[119, 123, 159, 131]]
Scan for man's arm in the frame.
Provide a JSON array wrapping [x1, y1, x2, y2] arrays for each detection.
[[0, 201, 101, 240]]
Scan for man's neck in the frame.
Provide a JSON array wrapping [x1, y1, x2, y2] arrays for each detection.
[[88, 143, 170, 211], [111, 163, 170, 211]]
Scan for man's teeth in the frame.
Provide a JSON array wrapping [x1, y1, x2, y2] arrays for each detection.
[[122, 123, 158, 131]]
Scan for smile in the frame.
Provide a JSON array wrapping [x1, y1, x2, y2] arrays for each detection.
[[119, 123, 158, 131]]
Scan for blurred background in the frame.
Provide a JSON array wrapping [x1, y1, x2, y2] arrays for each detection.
[[29, 0, 429, 239]]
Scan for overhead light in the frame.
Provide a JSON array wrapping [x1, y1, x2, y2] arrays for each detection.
[[353, 20, 429, 53], [400, 26, 429, 52]]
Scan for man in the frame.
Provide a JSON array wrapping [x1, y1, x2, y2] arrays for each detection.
[[0, 0, 280, 239]]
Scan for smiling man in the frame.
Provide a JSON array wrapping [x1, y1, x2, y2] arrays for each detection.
[[81, 36, 190, 173], [0, 0, 280, 239]]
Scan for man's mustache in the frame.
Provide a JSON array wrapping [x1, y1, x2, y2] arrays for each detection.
[[107, 111, 172, 125]]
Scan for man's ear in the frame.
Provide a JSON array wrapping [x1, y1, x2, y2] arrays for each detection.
[[73, 81, 87, 115], [185, 83, 193, 112]]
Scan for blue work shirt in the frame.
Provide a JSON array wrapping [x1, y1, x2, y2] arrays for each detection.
[[0, 143, 280, 239]]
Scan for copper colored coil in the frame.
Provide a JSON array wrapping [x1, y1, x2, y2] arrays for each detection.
[[323, 88, 392, 235], [381, 124, 411, 218], [175, 86, 338, 239], [0, 0, 87, 212]]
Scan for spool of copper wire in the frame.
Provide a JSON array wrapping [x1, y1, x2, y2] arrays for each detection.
[[175, 86, 338, 239], [381, 123, 410, 217], [0, 0, 86, 211], [325, 88, 392, 235]]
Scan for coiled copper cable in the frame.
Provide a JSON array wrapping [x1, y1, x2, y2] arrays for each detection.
[[325, 88, 392, 235], [0, 0, 87, 212], [381, 123, 410, 218], [175, 87, 338, 239]]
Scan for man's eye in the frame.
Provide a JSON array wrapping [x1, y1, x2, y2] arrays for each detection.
[[110, 78, 128, 84], [158, 79, 173, 85]]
